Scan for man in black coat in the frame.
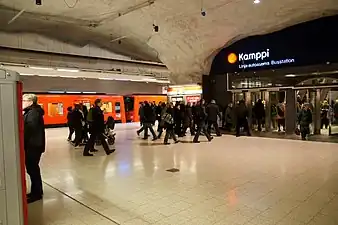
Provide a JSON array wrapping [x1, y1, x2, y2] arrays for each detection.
[[206, 100, 222, 136], [83, 99, 115, 156], [193, 100, 213, 143], [142, 101, 157, 140], [23, 94, 45, 203]]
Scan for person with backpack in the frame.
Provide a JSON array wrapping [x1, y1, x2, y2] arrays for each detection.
[[163, 104, 179, 145], [83, 99, 115, 156], [193, 100, 213, 143]]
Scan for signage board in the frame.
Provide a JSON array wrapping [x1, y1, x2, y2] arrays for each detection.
[[210, 15, 338, 74]]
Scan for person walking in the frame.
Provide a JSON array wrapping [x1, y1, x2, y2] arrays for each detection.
[[163, 105, 179, 145], [137, 102, 145, 135], [83, 99, 115, 156], [182, 102, 195, 136], [157, 102, 167, 138], [67, 106, 74, 141], [253, 99, 265, 132], [235, 100, 251, 137], [297, 103, 313, 140], [224, 102, 234, 131], [72, 104, 84, 148], [193, 100, 213, 143], [206, 100, 222, 136], [23, 94, 45, 203], [142, 101, 158, 140]]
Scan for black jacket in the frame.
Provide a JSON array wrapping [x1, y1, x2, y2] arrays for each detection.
[[298, 109, 312, 127], [143, 104, 156, 123], [24, 104, 46, 152], [72, 109, 84, 128], [253, 101, 265, 119], [194, 104, 207, 123], [91, 106, 105, 133], [206, 103, 220, 122]]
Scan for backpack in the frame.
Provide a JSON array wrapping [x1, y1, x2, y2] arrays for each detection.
[[87, 108, 94, 122], [161, 113, 174, 126]]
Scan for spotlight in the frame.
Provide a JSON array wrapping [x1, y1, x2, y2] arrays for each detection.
[[36, 0, 42, 5], [153, 24, 159, 32]]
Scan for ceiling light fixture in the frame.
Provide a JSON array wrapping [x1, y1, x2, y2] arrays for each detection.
[[285, 74, 296, 77], [253, 0, 260, 4], [29, 66, 54, 70], [56, 68, 80, 73]]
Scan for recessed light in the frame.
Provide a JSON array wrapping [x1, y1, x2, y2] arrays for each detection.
[[285, 74, 296, 77], [253, 0, 260, 4]]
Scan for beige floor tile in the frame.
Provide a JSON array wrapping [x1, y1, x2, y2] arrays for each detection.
[[27, 125, 338, 225]]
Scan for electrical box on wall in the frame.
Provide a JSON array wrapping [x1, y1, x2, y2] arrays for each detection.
[[0, 69, 27, 225]]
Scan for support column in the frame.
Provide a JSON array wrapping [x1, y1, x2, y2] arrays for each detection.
[[264, 91, 271, 132], [285, 89, 296, 134], [245, 92, 252, 129], [313, 89, 321, 135]]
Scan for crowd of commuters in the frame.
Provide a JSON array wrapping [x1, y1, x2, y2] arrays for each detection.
[[136, 99, 229, 144], [67, 99, 115, 156], [23, 93, 336, 204]]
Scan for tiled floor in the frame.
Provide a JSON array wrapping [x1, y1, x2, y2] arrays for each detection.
[[28, 123, 338, 225]]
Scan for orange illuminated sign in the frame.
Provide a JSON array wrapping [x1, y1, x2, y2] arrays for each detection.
[[227, 53, 237, 64]]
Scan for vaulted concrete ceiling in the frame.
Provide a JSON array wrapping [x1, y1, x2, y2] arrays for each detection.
[[0, 0, 337, 83]]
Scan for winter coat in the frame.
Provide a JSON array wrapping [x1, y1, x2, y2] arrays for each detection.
[[91, 106, 106, 133], [206, 103, 220, 122], [143, 104, 156, 123], [253, 101, 265, 119], [24, 104, 46, 152], [235, 103, 248, 120], [225, 106, 234, 124], [298, 109, 312, 127]]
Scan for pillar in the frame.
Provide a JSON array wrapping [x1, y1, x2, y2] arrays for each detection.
[[285, 89, 296, 134], [264, 91, 271, 132], [313, 89, 321, 135], [245, 92, 252, 129]]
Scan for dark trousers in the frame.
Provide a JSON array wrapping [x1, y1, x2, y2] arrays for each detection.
[[25, 150, 43, 197], [236, 118, 250, 136], [278, 118, 285, 131], [84, 131, 110, 154], [257, 118, 263, 131], [68, 125, 74, 140], [74, 126, 83, 146], [193, 122, 212, 142], [183, 120, 195, 135], [300, 126, 310, 140], [158, 126, 164, 138], [207, 120, 221, 136], [164, 128, 178, 143], [143, 123, 157, 139]]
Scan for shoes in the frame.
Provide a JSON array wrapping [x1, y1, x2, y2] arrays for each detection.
[[174, 140, 179, 144], [27, 195, 42, 204], [164, 142, 170, 145], [142, 137, 148, 140], [208, 137, 214, 142], [216, 134, 222, 137], [152, 137, 158, 141], [83, 152, 94, 156], [193, 140, 200, 143], [106, 149, 116, 155], [137, 131, 140, 136], [90, 149, 98, 152], [74, 145, 82, 149]]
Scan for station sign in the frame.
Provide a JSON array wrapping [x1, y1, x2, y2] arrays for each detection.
[[227, 48, 296, 70]]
